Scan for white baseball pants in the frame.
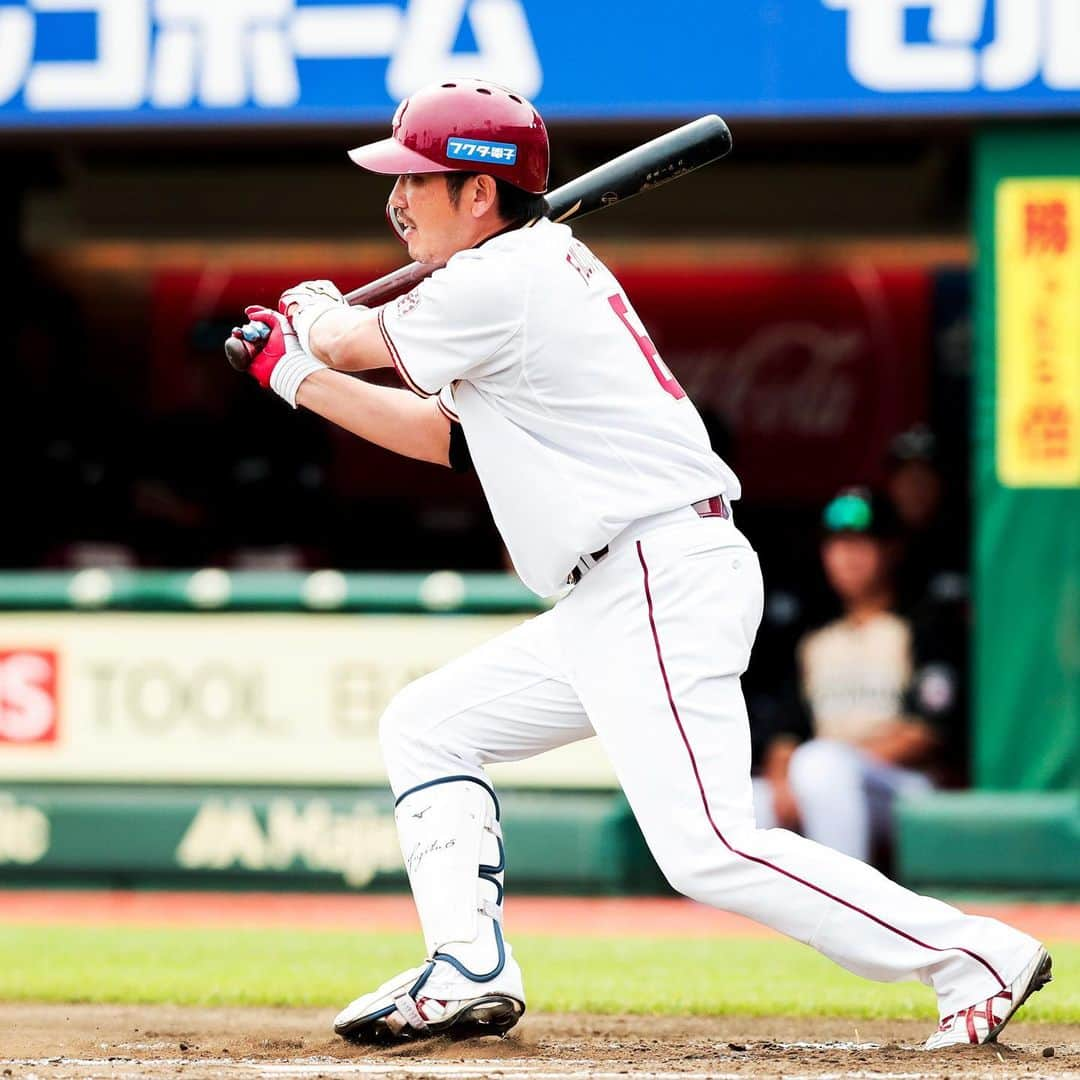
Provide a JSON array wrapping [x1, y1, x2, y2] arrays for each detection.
[[380, 508, 1038, 1016]]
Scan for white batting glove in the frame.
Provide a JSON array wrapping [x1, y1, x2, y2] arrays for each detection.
[[278, 279, 347, 356]]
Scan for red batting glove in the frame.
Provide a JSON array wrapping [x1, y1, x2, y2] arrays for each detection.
[[240, 305, 326, 408], [242, 305, 296, 389]]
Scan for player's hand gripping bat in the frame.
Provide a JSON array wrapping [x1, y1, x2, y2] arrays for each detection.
[[224, 114, 733, 372]]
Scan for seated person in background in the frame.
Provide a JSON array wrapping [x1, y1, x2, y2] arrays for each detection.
[[753, 487, 948, 863], [885, 425, 970, 781], [885, 424, 968, 611]]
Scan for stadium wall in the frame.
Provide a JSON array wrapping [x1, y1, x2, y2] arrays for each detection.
[[0, 572, 663, 892]]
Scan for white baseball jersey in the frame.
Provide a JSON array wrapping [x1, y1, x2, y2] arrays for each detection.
[[378, 217, 739, 596]]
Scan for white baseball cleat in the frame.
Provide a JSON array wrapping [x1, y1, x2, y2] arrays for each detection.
[[334, 955, 526, 1043], [924, 946, 1052, 1050]]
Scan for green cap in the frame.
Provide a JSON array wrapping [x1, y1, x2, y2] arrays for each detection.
[[822, 487, 898, 538]]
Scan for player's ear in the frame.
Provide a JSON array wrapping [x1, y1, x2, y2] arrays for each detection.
[[471, 174, 499, 219]]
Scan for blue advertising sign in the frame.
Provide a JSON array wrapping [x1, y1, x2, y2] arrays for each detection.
[[1, 0, 1079, 129]]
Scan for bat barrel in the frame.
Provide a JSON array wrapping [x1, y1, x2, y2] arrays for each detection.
[[547, 115, 732, 223]]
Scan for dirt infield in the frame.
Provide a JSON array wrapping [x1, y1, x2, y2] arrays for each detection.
[[2, 1004, 1078, 1079], [4, 896, 1078, 1077]]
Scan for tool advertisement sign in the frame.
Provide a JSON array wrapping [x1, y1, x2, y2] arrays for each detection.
[[0, 650, 58, 744], [1, 0, 1079, 128], [0, 612, 617, 787]]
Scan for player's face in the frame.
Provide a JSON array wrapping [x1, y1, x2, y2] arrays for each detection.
[[388, 174, 480, 265]]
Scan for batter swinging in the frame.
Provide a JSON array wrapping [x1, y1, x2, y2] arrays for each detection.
[[233, 79, 1050, 1049]]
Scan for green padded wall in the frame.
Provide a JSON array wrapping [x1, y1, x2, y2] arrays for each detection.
[[973, 128, 1080, 791], [897, 791, 1080, 890], [0, 784, 665, 895]]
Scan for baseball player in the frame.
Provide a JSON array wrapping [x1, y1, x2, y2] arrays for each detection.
[[234, 79, 1050, 1048]]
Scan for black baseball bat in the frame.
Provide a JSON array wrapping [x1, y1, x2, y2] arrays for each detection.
[[225, 114, 732, 371]]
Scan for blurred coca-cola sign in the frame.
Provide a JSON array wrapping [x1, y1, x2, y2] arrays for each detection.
[[156, 262, 929, 505], [617, 265, 930, 503]]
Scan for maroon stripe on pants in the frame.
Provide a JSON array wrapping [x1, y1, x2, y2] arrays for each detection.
[[634, 540, 1004, 990]]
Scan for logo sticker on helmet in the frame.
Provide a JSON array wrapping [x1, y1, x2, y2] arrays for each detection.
[[446, 139, 518, 165]]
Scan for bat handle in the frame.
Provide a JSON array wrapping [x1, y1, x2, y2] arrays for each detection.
[[225, 320, 271, 372]]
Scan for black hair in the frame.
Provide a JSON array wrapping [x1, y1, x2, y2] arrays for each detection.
[[445, 172, 549, 226]]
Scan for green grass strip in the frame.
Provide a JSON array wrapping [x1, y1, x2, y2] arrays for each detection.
[[4, 926, 1077, 1022]]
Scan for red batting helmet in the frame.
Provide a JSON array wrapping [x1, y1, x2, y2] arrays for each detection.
[[347, 78, 549, 195]]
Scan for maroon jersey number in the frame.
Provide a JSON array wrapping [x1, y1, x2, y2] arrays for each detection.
[[607, 293, 686, 400]]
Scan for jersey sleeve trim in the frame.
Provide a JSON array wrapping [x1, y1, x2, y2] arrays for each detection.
[[437, 396, 460, 423], [378, 307, 435, 399]]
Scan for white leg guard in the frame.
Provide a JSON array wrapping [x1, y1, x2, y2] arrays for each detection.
[[395, 775, 510, 982], [334, 775, 523, 1042]]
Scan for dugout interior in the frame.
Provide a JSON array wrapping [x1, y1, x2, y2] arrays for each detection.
[[5, 119, 974, 782], [5, 118, 972, 578]]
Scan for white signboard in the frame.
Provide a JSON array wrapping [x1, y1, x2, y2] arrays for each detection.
[[0, 0, 541, 113], [0, 613, 617, 788], [825, 0, 1080, 93]]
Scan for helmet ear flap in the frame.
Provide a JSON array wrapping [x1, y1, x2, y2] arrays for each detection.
[[385, 198, 409, 246]]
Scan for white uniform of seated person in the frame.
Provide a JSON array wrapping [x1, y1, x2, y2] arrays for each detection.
[[237, 79, 1050, 1049], [753, 490, 940, 862], [753, 603, 937, 859]]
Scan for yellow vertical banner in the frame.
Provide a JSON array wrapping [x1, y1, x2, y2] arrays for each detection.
[[995, 179, 1080, 487]]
